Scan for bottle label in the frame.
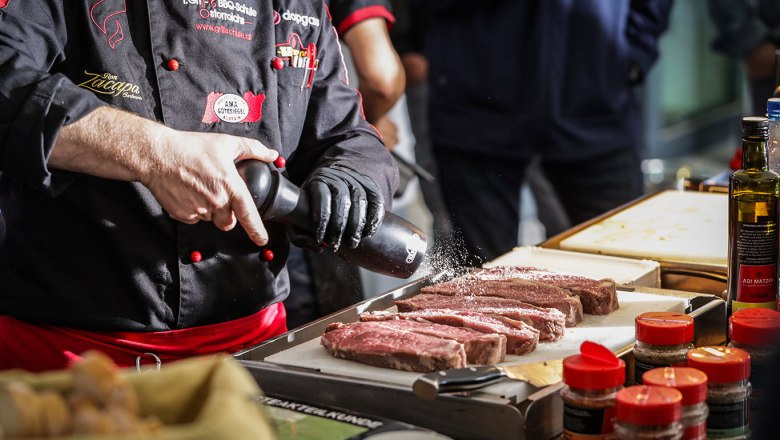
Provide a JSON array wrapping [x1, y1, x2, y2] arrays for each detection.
[[731, 299, 777, 313], [734, 219, 778, 305], [736, 263, 777, 302], [706, 400, 749, 438], [563, 403, 615, 439]]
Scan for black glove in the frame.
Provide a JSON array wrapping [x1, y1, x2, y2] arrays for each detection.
[[299, 165, 385, 252]]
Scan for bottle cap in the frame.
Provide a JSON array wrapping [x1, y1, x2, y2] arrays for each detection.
[[729, 308, 780, 346], [616, 385, 682, 426], [686, 346, 750, 383], [635, 312, 694, 345], [642, 367, 708, 405], [563, 341, 625, 389], [767, 98, 780, 119], [742, 116, 769, 139]]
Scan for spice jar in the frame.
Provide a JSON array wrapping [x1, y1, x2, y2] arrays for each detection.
[[561, 341, 625, 439], [614, 385, 683, 439], [728, 308, 780, 399], [642, 367, 708, 440], [686, 346, 751, 439], [633, 312, 694, 384]]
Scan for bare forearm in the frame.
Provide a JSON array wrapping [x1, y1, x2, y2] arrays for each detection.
[[343, 18, 405, 123], [49, 106, 279, 246], [50, 106, 168, 184]]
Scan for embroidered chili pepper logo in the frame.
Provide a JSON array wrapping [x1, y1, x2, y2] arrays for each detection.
[[0, 0, 11, 9], [89, 0, 127, 49], [201, 92, 265, 124]]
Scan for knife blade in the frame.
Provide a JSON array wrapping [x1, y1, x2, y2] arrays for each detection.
[[413, 359, 563, 400]]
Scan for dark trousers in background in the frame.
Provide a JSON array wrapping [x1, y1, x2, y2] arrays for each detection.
[[284, 245, 363, 329], [433, 147, 644, 267]]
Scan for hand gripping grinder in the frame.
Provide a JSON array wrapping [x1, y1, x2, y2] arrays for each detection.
[[237, 160, 428, 278]]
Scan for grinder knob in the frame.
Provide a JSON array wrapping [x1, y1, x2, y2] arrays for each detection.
[[237, 160, 428, 278]]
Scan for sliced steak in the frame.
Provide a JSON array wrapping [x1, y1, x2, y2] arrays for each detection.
[[421, 270, 583, 327], [361, 309, 540, 355], [361, 319, 507, 364], [504, 266, 619, 315], [396, 294, 566, 342], [321, 321, 468, 372]]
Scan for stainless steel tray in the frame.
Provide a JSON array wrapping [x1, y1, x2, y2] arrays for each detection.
[[235, 273, 726, 440]]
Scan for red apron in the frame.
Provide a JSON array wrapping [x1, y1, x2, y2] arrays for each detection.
[[0, 303, 287, 372]]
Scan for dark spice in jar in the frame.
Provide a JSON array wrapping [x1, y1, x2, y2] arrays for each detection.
[[562, 341, 626, 439], [728, 308, 780, 398], [633, 312, 694, 384], [642, 367, 708, 440], [686, 346, 751, 439], [614, 385, 683, 440]]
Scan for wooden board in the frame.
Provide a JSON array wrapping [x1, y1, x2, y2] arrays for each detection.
[[558, 190, 727, 266]]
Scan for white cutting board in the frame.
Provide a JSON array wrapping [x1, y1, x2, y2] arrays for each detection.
[[558, 190, 727, 266], [484, 246, 661, 287], [265, 289, 687, 388]]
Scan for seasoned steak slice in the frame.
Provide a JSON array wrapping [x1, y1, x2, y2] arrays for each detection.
[[321, 321, 468, 372], [361, 309, 540, 355], [504, 266, 619, 315], [355, 319, 506, 364], [421, 271, 583, 327], [396, 294, 566, 342]]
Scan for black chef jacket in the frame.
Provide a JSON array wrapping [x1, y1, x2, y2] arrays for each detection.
[[0, 0, 398, 332]]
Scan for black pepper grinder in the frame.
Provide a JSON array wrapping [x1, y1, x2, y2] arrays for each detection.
[[237, 160, 428, 278]]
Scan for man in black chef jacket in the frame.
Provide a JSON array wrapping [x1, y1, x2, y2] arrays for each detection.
[[0, 0, 398, 371]]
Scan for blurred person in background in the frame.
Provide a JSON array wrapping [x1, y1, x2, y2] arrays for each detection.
[[707, 0, 780, 117], [285, 0, 406, 328], [388, 0, 453, 246], [418, 0, 674, 267]]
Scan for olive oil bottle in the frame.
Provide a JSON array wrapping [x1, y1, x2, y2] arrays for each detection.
[[728, 117, 780, 316]]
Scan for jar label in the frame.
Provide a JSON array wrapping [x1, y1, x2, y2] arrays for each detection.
[[751, 363, 767, 394], [706, 400, 749, 438], [563, 403, 615, 439], [634, 358, 663, 384]]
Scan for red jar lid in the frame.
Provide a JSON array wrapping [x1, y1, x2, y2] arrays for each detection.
[[686, 346, 751, 383], [642, 367, 708, 405], [729, 308, 780, 346], [635, 312, 694, 345], [563, 341, 625, 389], [616, 385, 682, 426]]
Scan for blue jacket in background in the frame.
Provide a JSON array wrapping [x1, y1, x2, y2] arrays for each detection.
[[707, 0, 780, 59], [422, 0, 674, 160]]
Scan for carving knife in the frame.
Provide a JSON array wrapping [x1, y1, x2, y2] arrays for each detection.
[[413, 359, 563, 400]]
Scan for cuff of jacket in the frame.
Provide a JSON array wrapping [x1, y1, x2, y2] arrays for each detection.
[[4, 74, 107, 196], [335, 5, 396, 36]]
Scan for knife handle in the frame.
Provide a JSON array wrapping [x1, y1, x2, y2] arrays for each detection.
[[413, 366, 507, 400]]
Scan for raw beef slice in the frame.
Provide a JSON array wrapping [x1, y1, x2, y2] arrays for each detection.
[[321, 320, 506, 371], [396, 294, 566, 342], [504, 266, 619, 314], [422, 269, 583, 327], [361, 309, 540, 355]]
